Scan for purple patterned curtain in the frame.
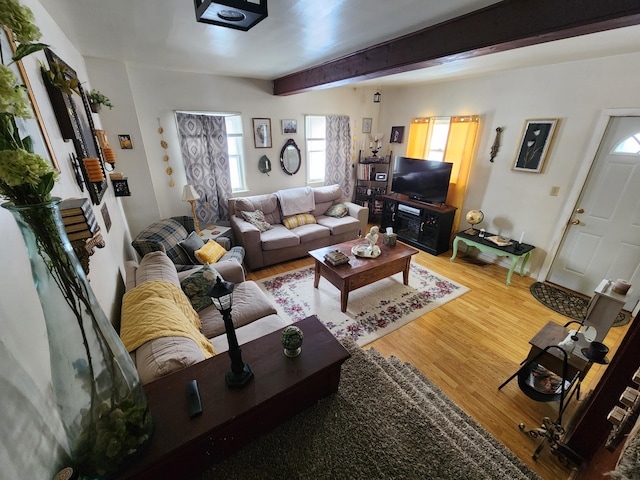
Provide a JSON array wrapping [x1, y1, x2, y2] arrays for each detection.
[[325, 115, 352, 197], [176, 112, 232, 223]]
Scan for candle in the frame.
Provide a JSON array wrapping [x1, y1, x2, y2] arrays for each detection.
[[519, 231, 525, 244]]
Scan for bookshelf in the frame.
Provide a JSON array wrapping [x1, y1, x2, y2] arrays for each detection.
[[353, 151, 391, 222]]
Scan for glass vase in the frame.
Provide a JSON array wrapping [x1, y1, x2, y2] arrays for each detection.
[[3, 199, 153, 478]]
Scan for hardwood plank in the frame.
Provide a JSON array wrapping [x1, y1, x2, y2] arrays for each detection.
[[246, 243, 631, 480]]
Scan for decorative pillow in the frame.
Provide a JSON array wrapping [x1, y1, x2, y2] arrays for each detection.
[[282, 213, 317, 229], [177, 231, 206, 264], [241, 209, 272, 232], [180, 264, 223, 312], [194, 240, 227, 265], [325, 203, 348, 218]]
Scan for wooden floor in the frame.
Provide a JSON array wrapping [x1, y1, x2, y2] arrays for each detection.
[[246, 243, 631, 480]]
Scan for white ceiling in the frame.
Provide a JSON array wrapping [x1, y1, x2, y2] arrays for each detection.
[[37, 0, 640, 89]]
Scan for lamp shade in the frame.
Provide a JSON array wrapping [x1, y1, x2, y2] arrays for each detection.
[[181, 184, 201, 202]]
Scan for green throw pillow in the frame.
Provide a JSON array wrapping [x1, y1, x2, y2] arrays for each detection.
[[180, 264, 223, 312], [325, 203, 348, 218]]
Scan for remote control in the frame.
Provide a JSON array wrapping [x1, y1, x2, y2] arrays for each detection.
[[186, 379, 202, 418]]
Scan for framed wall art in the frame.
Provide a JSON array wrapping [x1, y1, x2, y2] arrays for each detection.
[[118, 134, 133, 149], [253, 118, 272, 148], [390, 126, 404, 143], [42, 48, 107, 204], [512, 119, 559, 173], [281, 119, 297, 134], [1, 27, 59, 171], [362, 117, 372, 134]]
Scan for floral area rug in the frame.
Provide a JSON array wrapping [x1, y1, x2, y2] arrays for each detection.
[[530, 282, 630, 327], [257, 263, 469, 346]]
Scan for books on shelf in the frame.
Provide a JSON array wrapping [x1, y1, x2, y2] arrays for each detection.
[[527, 363, 572, 394], [59, 197, 99, 242]]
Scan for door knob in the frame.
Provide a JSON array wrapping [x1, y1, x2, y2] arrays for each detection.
[[571, 219, 580, 225], [576, 208, 584, 214]]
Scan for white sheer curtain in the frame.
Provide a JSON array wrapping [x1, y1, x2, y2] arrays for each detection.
[[175, 112, 232, 223], [325, 115, 352, 197]]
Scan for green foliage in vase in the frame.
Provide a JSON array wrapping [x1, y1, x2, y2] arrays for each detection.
[[1, 0, 54, 206], [88, 89, 114, 109], [40, 59, 80, 96]]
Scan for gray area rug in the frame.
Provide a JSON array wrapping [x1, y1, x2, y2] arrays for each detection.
[[197, 340, 540, 480]]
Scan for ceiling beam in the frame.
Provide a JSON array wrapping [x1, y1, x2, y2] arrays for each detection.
[[273, 0, 640, 95]]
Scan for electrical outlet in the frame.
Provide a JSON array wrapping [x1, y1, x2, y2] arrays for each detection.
[[550, 186, 560, 196]]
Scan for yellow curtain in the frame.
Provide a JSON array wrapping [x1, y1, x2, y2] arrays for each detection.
[[444, 115, 479, 235], [406, 117, 432, 158]]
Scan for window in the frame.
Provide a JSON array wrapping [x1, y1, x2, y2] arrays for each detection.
[[175, 111, 246, 192], [426, 117, 451, 161], [614, 133, 640, 154], [305, 115, 326, 183], [224, 115, 246, 191]]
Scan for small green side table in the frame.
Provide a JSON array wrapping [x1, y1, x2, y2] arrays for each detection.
[[450, 231, 535, 285]]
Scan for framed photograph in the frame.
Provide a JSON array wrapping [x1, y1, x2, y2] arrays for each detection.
[[2, 27, 58, 171], [362, 118, 372, 134], [281, 119, 297, 134], [390, 126, 405, 143], [375, 172, 388, 181], [118, 134, 133, 149], [253, 118, 272, 148], [512, 119, 559, 173]]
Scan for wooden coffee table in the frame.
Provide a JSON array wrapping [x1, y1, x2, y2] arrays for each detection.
[[309, 238, 419, 312]]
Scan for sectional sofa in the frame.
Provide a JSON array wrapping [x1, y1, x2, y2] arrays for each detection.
[[229, 184, 368, 270], [121, 251, 288, 384]]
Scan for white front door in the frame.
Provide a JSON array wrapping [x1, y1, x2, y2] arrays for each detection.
[[548, 116, 640, 311]]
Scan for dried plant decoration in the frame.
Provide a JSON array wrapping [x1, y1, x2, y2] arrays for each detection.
[[157, 117, 174, 187]]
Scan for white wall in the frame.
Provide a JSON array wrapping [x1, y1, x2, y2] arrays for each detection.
[[87, 60, 383, 236], [1, 2, 136, 477], [377, 54, 640, 274]]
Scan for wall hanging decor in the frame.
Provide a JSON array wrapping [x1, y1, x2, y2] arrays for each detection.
[[157, 118, 175, 187], [41, 48, 107, 204], [390, 126, 404, 143], [281, 119, 297, 134], [512, 119, 558, 173], [253, 118, 272, 148]]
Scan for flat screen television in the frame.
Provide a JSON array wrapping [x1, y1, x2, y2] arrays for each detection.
[[391, 156, 453, 204]]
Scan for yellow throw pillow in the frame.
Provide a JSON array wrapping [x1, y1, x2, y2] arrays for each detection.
[[283, 213, 317, 229], [194, 240, 227, 264]]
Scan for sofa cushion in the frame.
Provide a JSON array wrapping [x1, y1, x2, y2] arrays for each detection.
[[312, 184, 342, 216], [135, 251, 180, 287], [282, 213, 316, 229], [195, 239, 227, 264], [199, 281, 279, 338], [134, 336, 206, 385], [131, 218, 191, 265], [294, 223, 331, 243], [177, 231, 206, 264], [259, 224, 300, 251], [316, 215, 361, 236], [234, 194, 281, 225], [180, 264, 223, 312], [325, 203, 349, 218]]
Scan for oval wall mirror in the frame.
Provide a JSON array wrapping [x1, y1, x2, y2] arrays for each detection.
[[280, 139, 301, 175]]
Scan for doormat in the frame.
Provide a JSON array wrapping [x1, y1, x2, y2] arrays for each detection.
[[530, 282, 630, 327]]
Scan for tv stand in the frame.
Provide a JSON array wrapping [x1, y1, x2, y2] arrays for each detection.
[[382, 194, 456, 256]]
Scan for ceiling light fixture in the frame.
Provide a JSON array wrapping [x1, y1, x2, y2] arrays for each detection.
[[194, 0, 268, 31]]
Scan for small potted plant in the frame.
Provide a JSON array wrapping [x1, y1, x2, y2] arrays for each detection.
[[87, 89, 114, 113]]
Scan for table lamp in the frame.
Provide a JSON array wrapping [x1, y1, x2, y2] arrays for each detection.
[[182, 184, 203, 236]]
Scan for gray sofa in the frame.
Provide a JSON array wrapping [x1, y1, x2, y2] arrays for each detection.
[[122, 251, 288, 384], [230, 184, 368, 270]]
